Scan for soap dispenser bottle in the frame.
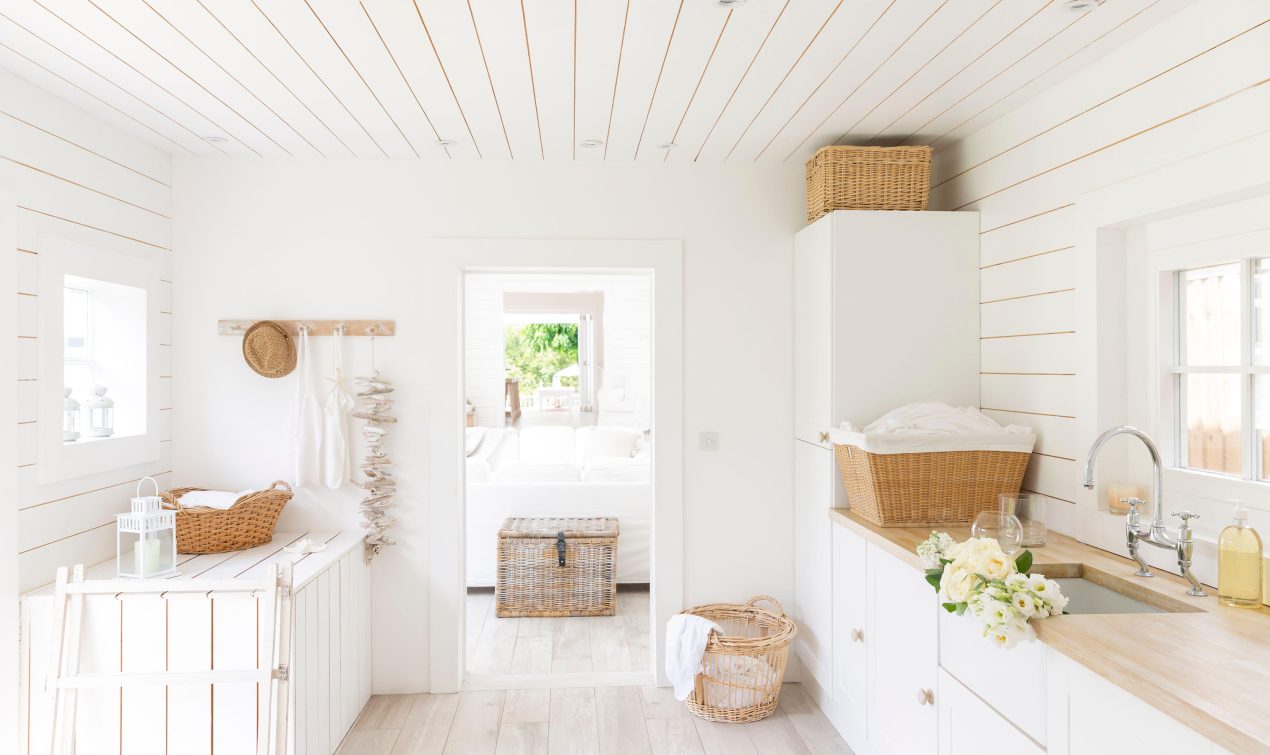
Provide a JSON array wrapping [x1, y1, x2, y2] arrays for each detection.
[[1217, 501, 1263, 607]]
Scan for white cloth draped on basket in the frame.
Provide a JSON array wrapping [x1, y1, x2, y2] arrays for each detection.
[[173, 489, 254, 510], [829, 401, 1036, 455], [665, 613, 722, 701]]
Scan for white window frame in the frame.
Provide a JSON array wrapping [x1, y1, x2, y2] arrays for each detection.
[[62, 285, 93, 407]]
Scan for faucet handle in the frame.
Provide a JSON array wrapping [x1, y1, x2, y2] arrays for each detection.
[[1121, 497, 1146, 512], [1173, 510, 1199, 524]]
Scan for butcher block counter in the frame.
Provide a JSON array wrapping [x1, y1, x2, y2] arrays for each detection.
[[829, 508, 1270, 755]]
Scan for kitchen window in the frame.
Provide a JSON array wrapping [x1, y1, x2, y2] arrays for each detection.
[[1169, 257, 1270, 480], [63, 285, 93, 407]]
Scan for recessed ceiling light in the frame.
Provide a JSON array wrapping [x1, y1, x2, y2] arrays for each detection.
[[436, 138, 457, 147], [579, 139, 604, 149], [658, 142, 678, 150], [203, 135, 228, 144], [1062, 0, 1103, 10]]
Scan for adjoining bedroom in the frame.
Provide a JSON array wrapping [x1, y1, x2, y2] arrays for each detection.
[[463, 271, 653, 686]]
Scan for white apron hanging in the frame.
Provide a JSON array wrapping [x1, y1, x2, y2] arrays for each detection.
[[322, 327, 354, 488], [293, 326, 323, 488]]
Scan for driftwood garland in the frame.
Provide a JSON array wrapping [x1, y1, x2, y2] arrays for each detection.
[[355, 375, 396, 558]]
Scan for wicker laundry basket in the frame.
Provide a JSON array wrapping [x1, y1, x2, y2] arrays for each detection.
[[683, 595, 797, 724], [834, 444, 1030, 527], [161, 481, 292, 554], [496, 516, 618, 618], [806, 145, 931, 221]]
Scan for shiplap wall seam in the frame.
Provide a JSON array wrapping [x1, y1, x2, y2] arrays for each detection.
[[4, 67, 172, 592]]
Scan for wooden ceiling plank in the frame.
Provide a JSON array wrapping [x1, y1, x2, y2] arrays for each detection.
[[690, 0, 839, 162], [465, 0, 544, 160], [664, 0, 789, 164], [602, 0, 684, 160], [572, 0, 626, 163], [0, 9, 216, 155], [765, 0, 995, 165], [411, 0, 514, 159], [520, 0, 575, 161]]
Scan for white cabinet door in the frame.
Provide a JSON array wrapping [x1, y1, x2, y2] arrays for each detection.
[[793, 216, 833, 446], [938, 670, 1043, 755], [831, 522, 868, 747], [939, 607, 1047, 744], [867, 543, 938, 755], [793, 439, 834, 687]]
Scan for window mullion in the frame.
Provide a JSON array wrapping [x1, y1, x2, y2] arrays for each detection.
[[1242, 257, 1255, 480]]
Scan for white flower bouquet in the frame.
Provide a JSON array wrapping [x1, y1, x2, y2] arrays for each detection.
[[916, 531, 1068, 649]]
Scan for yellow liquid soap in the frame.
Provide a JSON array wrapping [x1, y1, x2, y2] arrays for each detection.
[[1218, 503, 1263, 608]]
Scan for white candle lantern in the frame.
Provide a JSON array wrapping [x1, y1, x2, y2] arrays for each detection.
[[63, 387, 80, 443], [116, 477, 178, 579], [85, 385, 115, 438]]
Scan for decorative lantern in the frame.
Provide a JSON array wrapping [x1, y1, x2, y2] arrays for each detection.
[[63, 387, 80, 442], [116, 477, 178, 579], [85, 385, 115, 438]]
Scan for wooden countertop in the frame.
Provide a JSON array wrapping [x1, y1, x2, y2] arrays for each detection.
[[828, 508, 1270, 755]]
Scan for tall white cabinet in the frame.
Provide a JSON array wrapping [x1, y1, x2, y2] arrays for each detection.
[[791, 210, 979, 736]]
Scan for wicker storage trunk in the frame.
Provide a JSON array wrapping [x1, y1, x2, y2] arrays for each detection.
[[496, 516, 618, 618], [833, 445, 1030, 527], [806, 145, 931, 221]]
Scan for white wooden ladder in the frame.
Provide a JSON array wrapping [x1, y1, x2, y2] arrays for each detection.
[[45, 562, 294, 755]]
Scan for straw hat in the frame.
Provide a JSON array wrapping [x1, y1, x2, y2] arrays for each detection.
[[242, 321, 296, 378]]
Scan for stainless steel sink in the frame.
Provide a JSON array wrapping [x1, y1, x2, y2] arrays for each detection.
[[1033, 563, 1205, 615]]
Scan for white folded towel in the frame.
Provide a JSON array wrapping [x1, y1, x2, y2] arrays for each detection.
[[665, 613, 723, 701], [177, 489, 255, 510]]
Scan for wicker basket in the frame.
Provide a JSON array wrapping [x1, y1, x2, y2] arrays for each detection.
[[495, 516, 618, 618], [806, 145, 931, 221], [161, 481, 292, 554], [683, 595, 796, 724], [833, 445, 1030, 527]]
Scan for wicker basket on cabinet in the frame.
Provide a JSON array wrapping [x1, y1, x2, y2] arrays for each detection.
[[833, 444, 1030, 527], [805, 145, 931, 221], [495, 516, 618, 617], [683, 595, 797, 724], [161, 481, 292, 554]]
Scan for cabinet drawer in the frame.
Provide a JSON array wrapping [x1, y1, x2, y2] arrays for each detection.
[[938, 669, 1044, 755], [939, 607, 1047, 744]]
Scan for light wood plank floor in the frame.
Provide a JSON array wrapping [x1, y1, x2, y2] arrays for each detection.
[[467, 587, 651, 677], [336, 683, 853, 755]]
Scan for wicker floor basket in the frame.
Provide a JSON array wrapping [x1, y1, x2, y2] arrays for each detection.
[[496, 516, 618, 618], [806, 145, 931, 221], [162, 481, 292, 554], [833, 444, 1030, 527], [683, 595, 797, 724]]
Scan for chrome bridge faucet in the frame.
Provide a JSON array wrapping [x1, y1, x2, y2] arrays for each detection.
[[1081, 426, 1207, 597]]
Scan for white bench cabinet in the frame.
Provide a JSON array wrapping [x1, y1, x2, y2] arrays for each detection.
[[20, 531, 370, 755], [830, 523, 868, 746]]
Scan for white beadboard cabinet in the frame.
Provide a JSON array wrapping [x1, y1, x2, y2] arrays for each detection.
[[791, 209, 979, 704], [19, 531, 370, 755]]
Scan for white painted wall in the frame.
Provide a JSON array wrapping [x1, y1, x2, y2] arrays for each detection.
[[929, 0, 1270, 540], [2, 68, 173, 596], [171, 159, 804, 692]]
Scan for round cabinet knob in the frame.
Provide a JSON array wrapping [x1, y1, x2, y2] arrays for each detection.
[[916, 689, 934, 706], [850, 628, 864, 642], [818, 430, 830, 444]]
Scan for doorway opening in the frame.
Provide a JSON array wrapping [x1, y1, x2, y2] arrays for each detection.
[[463, 271, 654, 689]]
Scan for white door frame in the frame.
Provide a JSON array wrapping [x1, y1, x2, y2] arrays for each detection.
[[1073, 132, 1270, 559], [1, 187, 20, 751], [426, 239, 683, 693]]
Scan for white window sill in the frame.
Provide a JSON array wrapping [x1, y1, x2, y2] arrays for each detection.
[[1161, 466, 1270, 514]]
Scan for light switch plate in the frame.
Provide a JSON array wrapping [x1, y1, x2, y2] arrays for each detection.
[[699, 431, 719, 451]]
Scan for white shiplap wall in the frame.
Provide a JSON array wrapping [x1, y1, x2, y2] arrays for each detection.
[[464, 273, 652, 428], [2, 67, 173, 592], [929, 1, 1269, 535]]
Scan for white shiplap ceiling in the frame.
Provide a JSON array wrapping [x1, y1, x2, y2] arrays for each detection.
[[0, 0, 1185, 162]]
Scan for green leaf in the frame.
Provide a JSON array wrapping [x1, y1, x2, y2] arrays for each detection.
[[942, 602, 959, 613], [925, 573, 943, 591], [955, 602, 968, 616], [1015, 550, 1033, 574]]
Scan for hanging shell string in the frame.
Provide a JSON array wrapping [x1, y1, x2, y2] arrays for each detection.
[[354, 330, 396, 558]]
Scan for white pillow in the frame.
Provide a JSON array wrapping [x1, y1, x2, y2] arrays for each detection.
[[583, 458, 651, 482], [518, 427, 576, 464], [576, 427, 641, 464]]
